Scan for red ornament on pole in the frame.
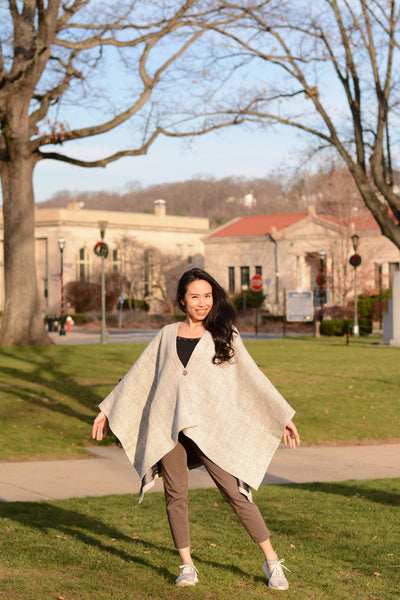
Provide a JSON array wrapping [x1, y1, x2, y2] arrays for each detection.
[[349, 254, 362, 267]]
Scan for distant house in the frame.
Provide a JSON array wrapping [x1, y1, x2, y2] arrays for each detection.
[[205, 206, 399, 310]]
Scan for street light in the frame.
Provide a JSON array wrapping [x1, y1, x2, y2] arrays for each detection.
[[57, 237, 66, 335], [314, 249, 327, 337], [318, 249, 327, 318], [241, 284, 248, 315], [377, 259, 383, 330], [350, 233, 361, 337], [98, 221, 108, 344], [268, 233, 279, 305]]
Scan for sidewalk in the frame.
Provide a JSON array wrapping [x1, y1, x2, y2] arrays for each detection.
[[48, 327, 291, 345], [1, 443, 399, 502]]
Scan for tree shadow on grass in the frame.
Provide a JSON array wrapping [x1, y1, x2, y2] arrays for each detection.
[[1, 351, 95, 413], [0, 500, 258, 587], [284, 480, 400, 507], [0, 500, 175, 582], [0, 345, 134, 452]]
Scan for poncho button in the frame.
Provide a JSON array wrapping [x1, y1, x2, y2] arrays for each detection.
[[182, 369, 188, 376]]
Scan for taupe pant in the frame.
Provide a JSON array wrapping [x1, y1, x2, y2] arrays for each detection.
[[160, 433, 270, 549]]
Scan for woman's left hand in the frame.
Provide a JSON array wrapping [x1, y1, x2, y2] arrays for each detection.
[[92, 411, 108, 441], [283, 420, 301, 449]]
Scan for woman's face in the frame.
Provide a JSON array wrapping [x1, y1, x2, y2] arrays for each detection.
[[182, 279, 213, 324]]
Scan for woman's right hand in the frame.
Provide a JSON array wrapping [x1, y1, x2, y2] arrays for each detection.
[[92, 411, 108, 441], [283, 420, 301, 449]]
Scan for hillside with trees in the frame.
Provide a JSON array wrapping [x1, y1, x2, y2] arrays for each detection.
[[37, 166, 370, 227]]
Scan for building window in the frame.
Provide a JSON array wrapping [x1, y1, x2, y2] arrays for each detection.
[[375, 261, 383, 289], [187, 245, 193, 264], [144, 249, 153, 297], [240, 266, 250, 288], [255, 265, 262, 276], [76, 247, 90, 282], [176, 244, 183, 260], [228, 267, 235, 293], [111, 248, 122, 272]]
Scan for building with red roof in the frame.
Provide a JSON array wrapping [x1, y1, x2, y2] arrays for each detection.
[[205, 206, 399, 312]]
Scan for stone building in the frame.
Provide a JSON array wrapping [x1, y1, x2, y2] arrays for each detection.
[[0, 199, 209, 314], [1, 199, 398, 319], [204, 206, 399, 313]]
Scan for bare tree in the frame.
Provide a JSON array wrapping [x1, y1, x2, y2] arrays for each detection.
[[194, 0, 400, 248], [0, 0, 236, 345], [117, 235, 184, 313]]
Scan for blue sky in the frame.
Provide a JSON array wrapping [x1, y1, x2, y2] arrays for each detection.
[[33, 122, 307, 203]]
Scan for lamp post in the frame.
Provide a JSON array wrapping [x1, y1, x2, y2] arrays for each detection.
[[98, 221, 108, 344], [57, 238, 66, 335], [350, 233, 361, 337], [318, 250, 327, 318], [314, 249, 326, 337], [268, 233, 279, 305], [377, 259, 383, 330], [241, 284, 248, 315]]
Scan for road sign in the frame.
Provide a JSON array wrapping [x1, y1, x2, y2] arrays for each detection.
[[250, 274, 263, 291]]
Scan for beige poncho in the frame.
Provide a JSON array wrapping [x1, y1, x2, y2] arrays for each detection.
[[99, 323, 295, 497]]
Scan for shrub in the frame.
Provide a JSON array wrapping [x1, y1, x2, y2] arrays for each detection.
[[69, 313, 95, 324], [320, 318, 351, 336], [232, 289, 266, 310], [261, 313, 284, 324], [322, 305, 354, 319], [358, 317, 373, 335], [320, 317, 372, 336], [121, 298, 150, 312], [357, 294, 375, 319], [65, 281, 117, 313]]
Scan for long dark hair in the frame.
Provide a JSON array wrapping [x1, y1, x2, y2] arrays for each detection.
[[176, 268, 236, 364]]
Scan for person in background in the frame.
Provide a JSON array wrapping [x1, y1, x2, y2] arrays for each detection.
[[93, 268, 300, 590]]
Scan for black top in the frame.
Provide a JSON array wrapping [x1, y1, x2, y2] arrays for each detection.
[[176, 336, 201, 368]]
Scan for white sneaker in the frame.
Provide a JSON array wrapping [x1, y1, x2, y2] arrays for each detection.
[[175, 563, 198, 587], [263, 558, 290, 590]]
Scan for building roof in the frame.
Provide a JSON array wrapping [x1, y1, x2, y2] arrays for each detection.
[[28, 206, 209, 234], [210, 213, 309, 237], [350, 212, 380, 231], [210, 209, 385, 239]]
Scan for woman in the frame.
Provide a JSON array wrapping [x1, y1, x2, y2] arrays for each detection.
[[92, 268, 300, 590]]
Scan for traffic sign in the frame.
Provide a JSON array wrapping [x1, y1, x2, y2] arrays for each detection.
[[250, 274, 263, 291]]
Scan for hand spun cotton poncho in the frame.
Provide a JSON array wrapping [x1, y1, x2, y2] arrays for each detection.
[[99, 323, 295, 499]]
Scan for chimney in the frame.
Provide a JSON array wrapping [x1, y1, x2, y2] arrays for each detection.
[[308, 204, 316, 217], [154, 199, 166, 216]]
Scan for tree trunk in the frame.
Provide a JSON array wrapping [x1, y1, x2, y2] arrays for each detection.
[[0, 155, 52, 345]]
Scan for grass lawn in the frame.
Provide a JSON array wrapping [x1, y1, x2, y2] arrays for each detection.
[[0, 337, 399, 599], [1, 479, 399, 600], [0, 337, 399, 461]]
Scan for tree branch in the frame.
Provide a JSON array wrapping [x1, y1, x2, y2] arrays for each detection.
[[35, 115, 246, 168]]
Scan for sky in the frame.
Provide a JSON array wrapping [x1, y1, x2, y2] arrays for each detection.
[[32, 122, 307, 204], [0, 1, 350, 206]]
